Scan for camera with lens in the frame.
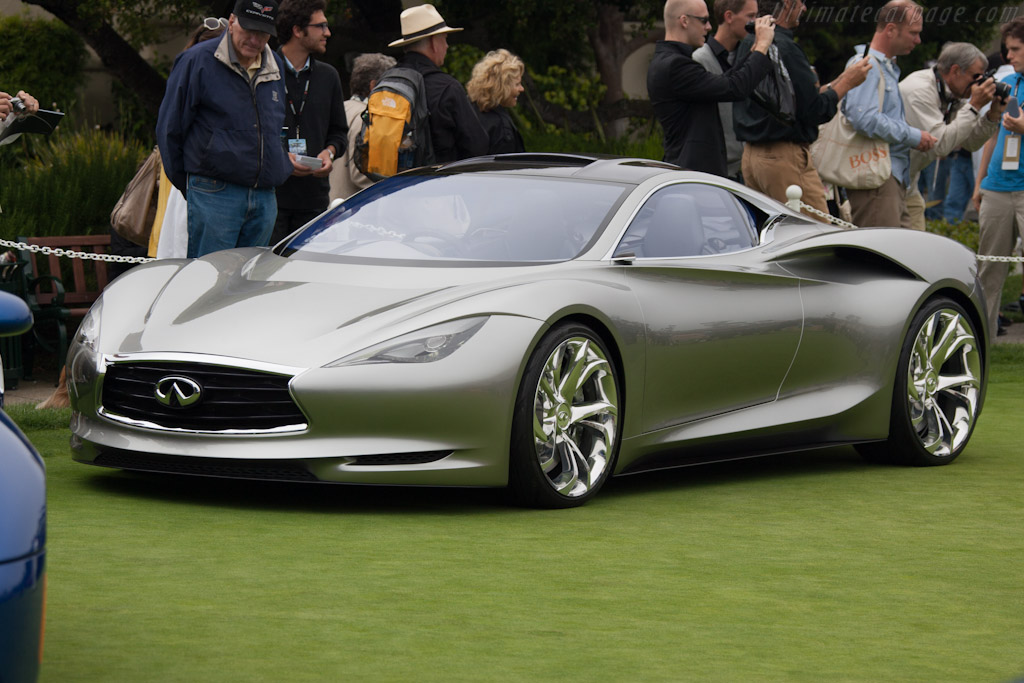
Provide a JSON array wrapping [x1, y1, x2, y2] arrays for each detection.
[[7, 97, 26, 114], [975, 69, 1012, 99]]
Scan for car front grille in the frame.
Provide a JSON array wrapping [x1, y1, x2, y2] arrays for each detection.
[[101, 361, 306, 432]]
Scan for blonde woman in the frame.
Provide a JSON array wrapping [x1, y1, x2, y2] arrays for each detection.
[[466, 49, 525, 154]]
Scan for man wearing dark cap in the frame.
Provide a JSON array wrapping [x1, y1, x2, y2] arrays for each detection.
[[157, 0, 293, 258], [390, 4, 487, 163]]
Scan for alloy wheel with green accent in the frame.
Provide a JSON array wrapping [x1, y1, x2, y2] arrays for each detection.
[[509, 323, 620, 508], [858, 297, 984, 466]]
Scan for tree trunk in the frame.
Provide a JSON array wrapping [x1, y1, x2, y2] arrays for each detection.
[[24, 0, 168, 118], [586, 3, 661, 138]]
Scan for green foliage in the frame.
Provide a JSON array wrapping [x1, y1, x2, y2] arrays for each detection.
[[442, 43, 485, 85], [522, 120, 662, 158], [532, 65, 606, 113], [0, 15, 86, 110], [796, 1, 999, 85], [925, 218, 980, 252], [0, 125, 148, 239]]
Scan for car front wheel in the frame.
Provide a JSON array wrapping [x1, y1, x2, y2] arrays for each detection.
[[858, 296, 984, 466], [508, 323, 621, 508]]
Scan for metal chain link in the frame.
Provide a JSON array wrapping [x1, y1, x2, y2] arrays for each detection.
[[797, 200, 859, 230], [0, 237, 154, 264], [795, 201, 1024, 263]]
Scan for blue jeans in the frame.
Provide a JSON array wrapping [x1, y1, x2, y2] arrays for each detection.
[[186, 175, 277, 258], [942, 155, 974, 223], [924, 155, 974, 223]]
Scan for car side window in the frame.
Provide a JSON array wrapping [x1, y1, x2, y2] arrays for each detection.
[[617, 184, 760, 258]]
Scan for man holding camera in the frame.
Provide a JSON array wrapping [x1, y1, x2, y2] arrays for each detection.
[[734, 0, 871, 217], [692, 0, 760, 181], [899, 42, 1003, 230], [647, 0, 776, 178], [973, 18, 1024, 336], [0, 90, 39, 130]]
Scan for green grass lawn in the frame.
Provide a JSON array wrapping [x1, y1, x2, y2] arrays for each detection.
[[10, 345, 1024, 682]]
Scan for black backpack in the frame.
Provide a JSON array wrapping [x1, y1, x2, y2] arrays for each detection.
[[353, 67, 435, 180]]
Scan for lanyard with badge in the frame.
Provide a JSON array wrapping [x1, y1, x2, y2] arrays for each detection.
[[284, 66, 312, 156], [1003, 77, 1021, 171]]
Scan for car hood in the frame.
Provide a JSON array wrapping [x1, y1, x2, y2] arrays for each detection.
[[99, 248, 568, 367]]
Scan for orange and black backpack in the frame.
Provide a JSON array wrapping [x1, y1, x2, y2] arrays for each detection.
[[354, 67, 435, 180]]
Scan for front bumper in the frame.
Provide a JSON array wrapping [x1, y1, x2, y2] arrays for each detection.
[[70, 315, 545, 487]]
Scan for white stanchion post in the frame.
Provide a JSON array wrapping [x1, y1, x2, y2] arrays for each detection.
[[785, 185, 803, 212]]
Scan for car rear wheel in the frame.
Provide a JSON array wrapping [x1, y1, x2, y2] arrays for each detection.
[[858, 297, 983, 466], [508, 323, 620, 508]]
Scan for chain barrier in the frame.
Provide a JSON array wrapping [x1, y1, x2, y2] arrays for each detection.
[[0, 237, 154, 264], [796, 200, 859, 230], [789, 196, 1024, 264]]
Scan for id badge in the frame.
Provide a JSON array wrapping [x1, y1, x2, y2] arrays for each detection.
[[1002, 134, 1020, 171], [288, 138, 308, 156]]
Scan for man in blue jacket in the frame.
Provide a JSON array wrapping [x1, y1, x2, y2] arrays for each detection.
[[157, 0, 293, 258]]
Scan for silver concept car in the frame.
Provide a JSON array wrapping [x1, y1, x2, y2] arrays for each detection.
[[68, 154, 988, 508]]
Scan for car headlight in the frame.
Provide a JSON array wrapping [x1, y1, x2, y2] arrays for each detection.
[[67, 299, 102, 396], [327, 317, 488, 367]]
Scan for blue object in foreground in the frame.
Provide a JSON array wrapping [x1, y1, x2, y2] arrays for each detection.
[[0, 290, 45, 681]]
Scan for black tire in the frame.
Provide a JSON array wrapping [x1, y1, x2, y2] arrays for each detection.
[[857, 296, 984, 466], [508, 322, 621, 508]]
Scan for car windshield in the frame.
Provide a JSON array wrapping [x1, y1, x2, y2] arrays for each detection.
[[280, 173, 629, 263]]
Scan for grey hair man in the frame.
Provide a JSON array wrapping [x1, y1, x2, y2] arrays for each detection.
[[329, 53, 398, 201], [900, 41, 1004, 229]]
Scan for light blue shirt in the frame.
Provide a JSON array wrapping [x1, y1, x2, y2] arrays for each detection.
[[843, 46, 921, 187], [980, 71, 1024, 193]]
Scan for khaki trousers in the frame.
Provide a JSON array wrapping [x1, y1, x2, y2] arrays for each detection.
[[905, 188, 927, 231], [742, 141, 830, 221], [977, 188, 1024, 331], [846, 175, 912, 229]]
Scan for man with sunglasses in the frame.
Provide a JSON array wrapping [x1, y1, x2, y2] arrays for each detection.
[[157, 0, 292, 258], [271, 0, 348, 243], [647, 0, 776, 177]]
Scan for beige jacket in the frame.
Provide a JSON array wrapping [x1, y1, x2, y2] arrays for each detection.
[[329, 98, 375, 201], [899, 67, 998, 186]]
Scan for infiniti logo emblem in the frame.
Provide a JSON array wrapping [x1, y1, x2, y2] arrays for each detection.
[[154, 376, 203, 408]]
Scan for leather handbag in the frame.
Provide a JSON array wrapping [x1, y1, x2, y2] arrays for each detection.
[[110, 146, 160, 247], [811, 65, 890, 190]]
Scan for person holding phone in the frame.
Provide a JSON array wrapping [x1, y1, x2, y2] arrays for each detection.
[[270, 0, 349, 244], [841, 0, 936, 229], [973, 18, 1024, 336], [899, 42, 1003, 230]]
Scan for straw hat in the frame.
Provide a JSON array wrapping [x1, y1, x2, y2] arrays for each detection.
[[388, 4, 463, 48]]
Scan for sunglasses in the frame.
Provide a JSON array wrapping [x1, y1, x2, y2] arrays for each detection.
[[685, 14, 711, 25], [305, 22, 330, 31], [202, 17, 228, 31]]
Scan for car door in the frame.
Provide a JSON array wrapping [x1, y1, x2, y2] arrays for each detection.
[[614, 182, 804, 433]]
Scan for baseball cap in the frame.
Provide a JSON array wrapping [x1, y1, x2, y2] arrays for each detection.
[[233, 0, 278, 36]]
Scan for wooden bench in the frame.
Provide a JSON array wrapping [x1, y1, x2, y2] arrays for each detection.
[[14, 234, 112, 379]]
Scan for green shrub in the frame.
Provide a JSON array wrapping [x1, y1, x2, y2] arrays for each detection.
[[0, 126, 148, 239], [925, 218, 979, 252], [0, 15, 86, 110]]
